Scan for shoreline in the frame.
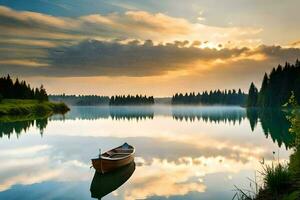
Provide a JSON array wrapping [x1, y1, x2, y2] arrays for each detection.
[[0, 99, 70, 120]]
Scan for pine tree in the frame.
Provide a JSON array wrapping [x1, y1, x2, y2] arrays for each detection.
[[258, 73, 269, 107], [247, 82, 258, 107]]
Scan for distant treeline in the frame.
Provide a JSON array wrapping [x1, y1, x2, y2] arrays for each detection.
[[109, 95, 154, 105], [247, 60, 300, 107], [49, 94, 109, 105], [0, 75, 48, 101], [171, 89, 247, 105]]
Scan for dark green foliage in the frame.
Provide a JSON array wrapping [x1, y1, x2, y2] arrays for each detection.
[[234, 162, 293, 200], [0, 75, 48, 101], [289, 148, 300, 183], [250, 60, 300, 107], [35, 85, 48, 102], [284, 93, 300, 188], [262, 163, 292, 196], [285, 92, 300, 147], [49, 94, 109, 105], [257, 73, 269, 106], [109, 95, 154, 105], [247, 83, 258, 107], [171, 89, 247, 105]]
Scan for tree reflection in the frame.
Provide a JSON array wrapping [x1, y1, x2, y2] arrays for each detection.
[[172, 108, 245, 124], [246, 108, 294, 149], [0, 117, 48, 138], [55, 106, 154, 121], [171, 106, 293, 148], [0, 106, 295, 149]]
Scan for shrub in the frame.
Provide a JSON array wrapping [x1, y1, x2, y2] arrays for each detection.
[[261, 163, 292, 196]]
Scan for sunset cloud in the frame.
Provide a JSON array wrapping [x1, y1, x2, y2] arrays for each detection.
[[0, 5, 262, 45], [1, 39, 299, 79]]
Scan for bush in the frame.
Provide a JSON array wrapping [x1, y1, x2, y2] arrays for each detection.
[[261, 163, 292, 196]]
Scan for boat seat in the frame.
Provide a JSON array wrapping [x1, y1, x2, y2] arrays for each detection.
[[106, 151, 114, 156], [113, 153, 130, 155], [115, 149, 132, 153]]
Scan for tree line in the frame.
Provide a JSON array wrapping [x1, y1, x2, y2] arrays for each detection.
[[49, 94, 109, 105], [0, 75, 48, 101], [171, 89, 247, 105], [247, 60, 300, 107], [109, 95, 154, 105]]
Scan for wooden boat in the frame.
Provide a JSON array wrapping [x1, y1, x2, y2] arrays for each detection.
[[91, 143, 135, 173], [90, 161, 135, 199]]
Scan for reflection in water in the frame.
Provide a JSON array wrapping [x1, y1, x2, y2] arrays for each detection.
[[110, 107, 153, 121], [0, 106, 294, 149], [51, 106, 154, 121], [90, 161, 135, 199], [172, 106, 246, 124], [247, 108, 294, 149], [0, 105, 294, 200], [0, 117, 48, 138]]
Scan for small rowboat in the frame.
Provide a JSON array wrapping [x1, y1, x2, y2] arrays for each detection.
[[91, 143, 135, 173]]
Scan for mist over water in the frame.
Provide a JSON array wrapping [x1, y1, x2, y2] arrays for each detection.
[[0, 106, 293, 200]]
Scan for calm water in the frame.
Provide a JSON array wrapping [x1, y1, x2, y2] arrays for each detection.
[[0, 106, 293, 200]]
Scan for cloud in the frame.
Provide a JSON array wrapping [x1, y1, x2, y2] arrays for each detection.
[[290, 40, 300, 48], [42, 40, 251, 77], [0, 5, 262, 45], [2, 39, 300, 78], [0, 6, 77, 36], [0, 5, 265, 78], [0, 5, 299, 93], [0, 60, 48, 67]]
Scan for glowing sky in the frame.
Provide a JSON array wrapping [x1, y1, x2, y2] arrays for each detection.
[[1, 0, 300, 96]]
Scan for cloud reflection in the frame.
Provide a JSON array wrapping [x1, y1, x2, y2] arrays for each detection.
[[0, 106, 292, 199]]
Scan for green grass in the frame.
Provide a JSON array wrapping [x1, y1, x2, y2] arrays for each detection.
[[282, 191, 300, 200], [233, 163, 294, 200], [0, 99, 70, 119], [261, 163, 292, 196]]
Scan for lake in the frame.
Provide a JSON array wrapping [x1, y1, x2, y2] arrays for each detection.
[[0, 106, 293, 200]]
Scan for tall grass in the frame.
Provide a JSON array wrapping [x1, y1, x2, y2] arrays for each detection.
[[0, 99, 69, 117], [261, 163, 291, 196], [233, 162, 292, 200]]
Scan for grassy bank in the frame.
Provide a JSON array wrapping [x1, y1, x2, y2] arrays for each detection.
[[0, 99, 70, 119], [234, 94, 300, 200]]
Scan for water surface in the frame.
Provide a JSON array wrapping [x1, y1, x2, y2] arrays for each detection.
[[0, 106, 293, 200]]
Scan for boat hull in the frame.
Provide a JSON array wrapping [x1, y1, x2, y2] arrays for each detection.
[[92, 155, 134, 173]]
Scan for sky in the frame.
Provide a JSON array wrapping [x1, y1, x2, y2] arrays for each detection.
[[0, 0, 300, 96]]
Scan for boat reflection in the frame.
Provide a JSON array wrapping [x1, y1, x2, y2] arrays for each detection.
[[90, 161, 136, 199]]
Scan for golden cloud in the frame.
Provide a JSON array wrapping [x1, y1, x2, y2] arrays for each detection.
[[0, 5, 262, 46]]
